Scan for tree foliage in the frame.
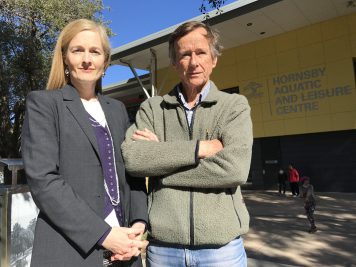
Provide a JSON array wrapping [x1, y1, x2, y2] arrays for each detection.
[[0, 0, 109, 158], [11, 222, 34, 260], [199, 0, 226, 19]]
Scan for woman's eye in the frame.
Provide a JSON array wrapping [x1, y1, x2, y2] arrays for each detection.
[[89, 49, 102, 56], [72, 49, 82, 54]]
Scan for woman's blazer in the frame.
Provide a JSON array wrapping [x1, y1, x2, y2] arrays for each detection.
[[21, 85, 147, 267]]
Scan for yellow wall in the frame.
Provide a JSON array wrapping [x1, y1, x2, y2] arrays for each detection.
[[157, 13, 356, 138]]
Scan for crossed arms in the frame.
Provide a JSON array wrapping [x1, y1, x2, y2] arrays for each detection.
[[121, 95, 253, 188]]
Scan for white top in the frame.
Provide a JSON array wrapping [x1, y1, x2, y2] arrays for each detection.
[[81, 98, 107, 127]]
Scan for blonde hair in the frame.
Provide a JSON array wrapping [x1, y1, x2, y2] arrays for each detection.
[[46, 19, 111, 92]]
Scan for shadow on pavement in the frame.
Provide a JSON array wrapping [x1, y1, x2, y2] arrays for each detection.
[[242, 190, 356, 267]]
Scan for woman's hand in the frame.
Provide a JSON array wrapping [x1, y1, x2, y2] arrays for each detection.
[[108, 223, 149, 261], [102, 226, 147, 261]]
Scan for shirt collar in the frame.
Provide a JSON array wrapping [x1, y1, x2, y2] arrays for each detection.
[[177, 81, 211, 110]]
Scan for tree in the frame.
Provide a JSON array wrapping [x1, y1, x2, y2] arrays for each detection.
[[0, 0, 110, 158], [28, 218, 37, 235], [199, 0, 226, 19], [11, 223, 25, 256], [11, 222, 34, 265]]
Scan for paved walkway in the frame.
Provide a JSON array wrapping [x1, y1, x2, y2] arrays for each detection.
[[242, 190, 356, 267]]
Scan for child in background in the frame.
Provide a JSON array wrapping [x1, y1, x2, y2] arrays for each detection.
[[300, 176, 317, 233]]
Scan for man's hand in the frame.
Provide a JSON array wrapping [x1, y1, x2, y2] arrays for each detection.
[[132, 128, 159, 142], [102, 226, 146, 261], [110, 222, 149, 261], [198, 139, 223, 159]]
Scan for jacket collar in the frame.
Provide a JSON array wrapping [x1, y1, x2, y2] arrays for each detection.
[[163, 81, 219, 106], [61, 84, 80, 100]]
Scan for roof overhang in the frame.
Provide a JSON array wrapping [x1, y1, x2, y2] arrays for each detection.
[[103, 74, 150, 99], [110, 0, 356, 71]]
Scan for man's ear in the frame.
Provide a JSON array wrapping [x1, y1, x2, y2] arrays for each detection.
[[212, 56, 218, 68]]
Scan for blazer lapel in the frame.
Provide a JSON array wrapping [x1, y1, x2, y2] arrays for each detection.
[[62, 85, 100, 156]]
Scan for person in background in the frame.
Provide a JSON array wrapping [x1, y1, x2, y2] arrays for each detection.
[[121, 21, 253, 267], [300, 176, 317, 233], [277, 168, 287, 195], [288, 164, 300, 196], [21, 19, 147, 267]]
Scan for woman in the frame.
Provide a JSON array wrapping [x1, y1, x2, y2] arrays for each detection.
[[21, 19, 147, 267]]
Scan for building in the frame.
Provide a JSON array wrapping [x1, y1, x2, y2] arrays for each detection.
[[104, 0, 356, 192]]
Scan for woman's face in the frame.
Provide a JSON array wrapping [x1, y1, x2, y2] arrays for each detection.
[[64, 30, 105, 91]]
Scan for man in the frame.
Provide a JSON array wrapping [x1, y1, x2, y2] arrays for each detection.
[[121, 21, 253, 266]]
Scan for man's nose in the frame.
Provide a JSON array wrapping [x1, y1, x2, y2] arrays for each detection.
[[189, 53, 199, 66]]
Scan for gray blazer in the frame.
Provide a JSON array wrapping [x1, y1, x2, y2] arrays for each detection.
[[21, 85, 147, 267]]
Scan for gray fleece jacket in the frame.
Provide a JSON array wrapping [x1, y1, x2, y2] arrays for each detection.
[[121, 81, 253, 247]]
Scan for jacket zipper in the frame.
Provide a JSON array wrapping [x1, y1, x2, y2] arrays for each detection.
[[187, 106, 197, 247]]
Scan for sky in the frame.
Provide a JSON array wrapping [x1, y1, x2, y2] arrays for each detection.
[[101, 0, 237, 87]]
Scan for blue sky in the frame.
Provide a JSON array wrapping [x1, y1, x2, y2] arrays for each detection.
[[101, 0, 237, 86]]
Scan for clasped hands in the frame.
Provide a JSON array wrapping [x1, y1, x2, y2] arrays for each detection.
[[132, 128, 223, 158], [102, 222, 148, 262]]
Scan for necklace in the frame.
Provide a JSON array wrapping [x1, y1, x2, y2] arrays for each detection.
[[104, 180, 120, 206]]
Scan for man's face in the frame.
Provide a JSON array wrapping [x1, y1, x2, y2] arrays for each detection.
[[173, 27, 217, 92]]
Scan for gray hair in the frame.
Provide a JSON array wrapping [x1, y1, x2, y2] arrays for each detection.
[[168, 21, 223, 65]]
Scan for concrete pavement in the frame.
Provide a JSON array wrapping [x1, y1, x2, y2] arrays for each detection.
[[242, 190, 356, 267]]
